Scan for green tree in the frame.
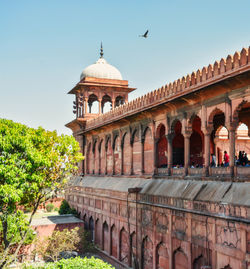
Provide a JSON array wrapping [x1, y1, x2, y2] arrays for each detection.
[[0, 119, 83, 268]]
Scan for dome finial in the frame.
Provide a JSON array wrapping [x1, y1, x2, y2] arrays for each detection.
[[100, 42, 104, 58]]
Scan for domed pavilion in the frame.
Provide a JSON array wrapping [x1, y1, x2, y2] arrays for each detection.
[[66, 44, 136, 131]]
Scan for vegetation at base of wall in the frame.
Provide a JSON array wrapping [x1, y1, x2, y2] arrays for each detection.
[[0, 119, 83, 268], [33, 227, 82, 262], [23, 256, 115, 269], [58, 200, 77, 216], [45, 204, 54, 213]]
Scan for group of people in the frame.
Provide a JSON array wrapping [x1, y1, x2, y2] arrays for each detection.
[[210, 150, 249, 167], [236, 151, 249, 166]]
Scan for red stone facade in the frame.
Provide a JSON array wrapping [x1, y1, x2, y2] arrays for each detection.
[[66, 47, 250, 268]]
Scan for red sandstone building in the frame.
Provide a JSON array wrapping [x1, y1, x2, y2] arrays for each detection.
[[66, 46, 250, 269]]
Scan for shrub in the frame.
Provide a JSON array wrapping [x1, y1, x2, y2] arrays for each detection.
[[45, 203, 54, 212], [59, 200, 77, 215], [33, 227, 82, 262], [23, 256, 114, 269]]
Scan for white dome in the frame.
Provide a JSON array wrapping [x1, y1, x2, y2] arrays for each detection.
[[80, 57, 123, 80]]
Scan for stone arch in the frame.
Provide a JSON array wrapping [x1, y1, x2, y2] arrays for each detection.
[[172, 120, 184, 166], [132, 129, 141, 175], [113, 134, 121, 175], [89, 216, 94, 242], [102, 221, 109, 253], [141, 236, 153, 269], [95, 218, 102, 247], [233, 100, 250, 132], [122, 132, 131, 175], [86, 142, 92, 174], [120, 227, 129, 265], [208, 107, 224, 126], [143, 127, 154, 174], [106, 136, 113, 175], [193, 254, 206, 269], [99, 139, 105, 174], [115, 95, 125, 107], [102, 94, 112, 113], [156, 242, 169, 269], [190, 116, 204, 166], [111, 224, 118, 258], [88, 93, 98, 113], [130, 232, 136, 267], [221, 265, 232, 269], [156, 124, 168, 168], [93, 140, 99, 174], [173, 248, 188, 269]]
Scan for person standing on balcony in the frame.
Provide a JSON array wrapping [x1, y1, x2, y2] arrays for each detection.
[[224, 151, 229, 167]]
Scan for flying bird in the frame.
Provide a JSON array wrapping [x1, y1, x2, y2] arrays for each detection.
[[139, 30, 149, 38]]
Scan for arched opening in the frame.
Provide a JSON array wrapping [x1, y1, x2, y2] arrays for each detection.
[[83, 214, 88, 230], [103, 221, 109, 253], [100, 140, 105, 174], [88, 94, 98, 113], [132, 129, 141, 175], [115, 95, 125, 107], [235, 123, 250, 165], [95, 219, 101, 248], [130, 232, 136, 267], [172, 121, 184, 166], [193, 254, 206, 269], [106, 137, 113, 175], [209, 111, 226, 167], [173, 248, 188, 269], [114, 135, 121, 175], [102, 94, 112, 113], [144, 127, 154, 174], [122, 132, 131, 175], [157, 124, 168, 168], [89, 216, 94, 242], [221, 266, 232, 269], [111, 224, 118, 258], [141, 236, 153, 269], [190, 116, 204, 167], [120, 228, 129, 265], [156, 242, 169, 269], [93, 140, 98, 174], [86, 142, 92, 174]]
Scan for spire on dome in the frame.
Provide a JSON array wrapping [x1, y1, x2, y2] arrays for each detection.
[[100, 42, 104, 58]]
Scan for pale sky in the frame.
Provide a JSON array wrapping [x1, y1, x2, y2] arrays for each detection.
[[0, 0, 249, 134]]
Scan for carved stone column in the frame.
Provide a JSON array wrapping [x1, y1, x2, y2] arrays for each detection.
[[166, 133, 174, 176], [112, 99, 115, 110], [84, 97, 88, 114], [98, 99, 102, 114], [228, 125, 236, 177], [203, 129, 212, 177]]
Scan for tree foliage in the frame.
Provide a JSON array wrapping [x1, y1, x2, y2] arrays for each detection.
[[23, 256, 114, 269], [58, 200, 77, 216], [0, 119, 83, 268]]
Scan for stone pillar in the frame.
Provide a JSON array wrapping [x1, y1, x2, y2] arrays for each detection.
[[154, 138, 159, 175], [166, 133, 174, 176], [84, 98, 88, 114], [105, 144, 108, 175], [184, 131, 191, 176], [98, 99, 102, 114], [228, 126, 236, 177], [112, 99, 115, 110], [203, 130, 211, 177]]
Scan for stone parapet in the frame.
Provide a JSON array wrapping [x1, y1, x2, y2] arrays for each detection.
[[84, 47, 250, 132]]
